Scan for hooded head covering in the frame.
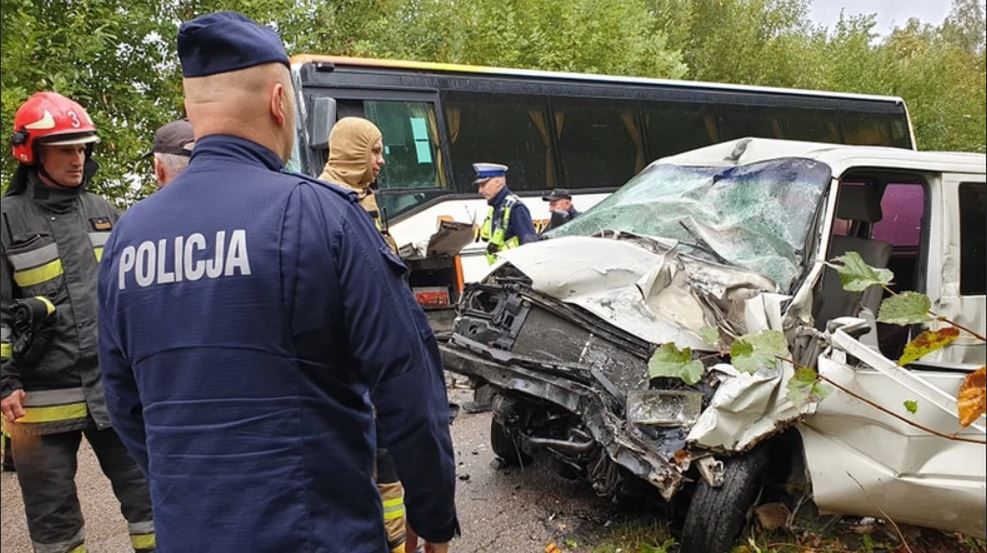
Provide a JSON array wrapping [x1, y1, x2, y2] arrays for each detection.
[[319, 117, 383, 195]]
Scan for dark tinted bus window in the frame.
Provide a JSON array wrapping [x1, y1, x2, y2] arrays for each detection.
[[643, 103, 716, 160], [780, 108, 842, 143], [552, 98, 644, 189], [365, 101, 446, 190], [843, 112, 912, 148], [959, 182, 986, 295], [715, 105, 784, 142], [444, 93, 552, 193]]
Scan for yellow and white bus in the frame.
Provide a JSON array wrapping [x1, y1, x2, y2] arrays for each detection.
[[287, 55, 916, 317]]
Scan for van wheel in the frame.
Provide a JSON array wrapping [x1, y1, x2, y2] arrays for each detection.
[[490, 395, 531, 467], [680, 448, 769, 553]]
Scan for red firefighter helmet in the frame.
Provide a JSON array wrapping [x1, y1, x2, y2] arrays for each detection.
[[11, 92, 100, 165]]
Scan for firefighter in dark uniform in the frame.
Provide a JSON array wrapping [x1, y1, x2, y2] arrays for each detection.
[[97, 12, 458, 552], [475, 163, 539, 264], [1, 91, 155, 553]]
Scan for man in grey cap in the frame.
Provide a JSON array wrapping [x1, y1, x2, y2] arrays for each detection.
[[148, 119, 195, 189], [97, 10, 458, 552], [541, 188, 580, 233]]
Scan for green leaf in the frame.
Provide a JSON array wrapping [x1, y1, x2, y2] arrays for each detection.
[[698, 325, 720, 346], [827, 251, 894, 292], [787, 367, 833, 406], [730, 330, 788, 373], [648, 343, 705, 385], [903, 400, 919, 414], [898, 327, 960, 365], [878, 291, 933, 326]]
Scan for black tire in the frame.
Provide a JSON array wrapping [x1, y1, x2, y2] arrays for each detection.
[[680, 448, 770, 553], [490, 395, 532, 467]]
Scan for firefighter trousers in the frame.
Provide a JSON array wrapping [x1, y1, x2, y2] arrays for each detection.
[[376, 448, 406, 553], [9, 425, 155, 553]]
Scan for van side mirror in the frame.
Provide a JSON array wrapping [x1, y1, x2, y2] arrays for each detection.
[[307, 97, 337, 150]]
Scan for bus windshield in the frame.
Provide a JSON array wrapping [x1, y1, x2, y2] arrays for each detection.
[[548, 159, 832, 288]]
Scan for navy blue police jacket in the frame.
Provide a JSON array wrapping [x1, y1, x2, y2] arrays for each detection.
[[490, 186, 539, 245], [97, 135, 458, 552]]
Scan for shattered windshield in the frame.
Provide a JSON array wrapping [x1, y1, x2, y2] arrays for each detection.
[[549, 158, 832, 288]]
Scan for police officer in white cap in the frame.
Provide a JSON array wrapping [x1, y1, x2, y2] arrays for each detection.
[[474, 162, 538, 264]]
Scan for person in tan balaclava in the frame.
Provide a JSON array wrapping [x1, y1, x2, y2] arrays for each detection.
[[319, 117, 398, 252], [320, 116, 409, 552]]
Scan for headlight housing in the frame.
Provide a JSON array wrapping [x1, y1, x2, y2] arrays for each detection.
[[626, 389, 703, 427]]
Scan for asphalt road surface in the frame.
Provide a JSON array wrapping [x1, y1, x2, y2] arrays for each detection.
[[1, 387, 653, 553]]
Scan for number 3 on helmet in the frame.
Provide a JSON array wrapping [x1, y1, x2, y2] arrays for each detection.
[[11, 92, 100, 165]]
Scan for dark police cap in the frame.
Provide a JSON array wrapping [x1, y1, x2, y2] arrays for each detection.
[[542, 189, 572, 201], [178, 11, 289, 78]]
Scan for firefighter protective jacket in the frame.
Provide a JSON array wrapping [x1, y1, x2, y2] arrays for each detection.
[[1, 168, 118, 434], [98, 136, 459, 551]]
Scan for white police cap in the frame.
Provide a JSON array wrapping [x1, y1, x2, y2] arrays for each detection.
[[473, 162, 508, 184]]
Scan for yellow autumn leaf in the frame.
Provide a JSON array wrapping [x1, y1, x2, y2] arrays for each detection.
[[957, 366, 986, 427]]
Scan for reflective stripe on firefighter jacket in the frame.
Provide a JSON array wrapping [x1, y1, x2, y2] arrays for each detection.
[[1, 168, 118, 435], [479, 195, 521, 264]]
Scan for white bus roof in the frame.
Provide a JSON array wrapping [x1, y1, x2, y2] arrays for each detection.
[[291, 54, 908, 106]]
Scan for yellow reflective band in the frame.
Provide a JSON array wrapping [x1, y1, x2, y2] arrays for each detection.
[[18, 402, 88, 424], [93, 247, 104, 263], [33, 295, 56, 317], [382, 496, 404, 508], [382, 496, 405, 521], [14, 259, 63, 287], [383, 505, 406, 521], [130, 533, 155, 550], [68, 545, 87, 553], [1, 342, 10, 359]]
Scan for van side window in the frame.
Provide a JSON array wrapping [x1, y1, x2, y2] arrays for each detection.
[[444, 93, 553, 193], [959, 182, 986, 295], [364, 100, 446, 190]]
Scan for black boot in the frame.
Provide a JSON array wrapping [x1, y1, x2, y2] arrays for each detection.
[[2, 435, 14, 472]]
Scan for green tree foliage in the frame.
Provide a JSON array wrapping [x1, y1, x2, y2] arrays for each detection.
[[2, 0, 984, 203], [1, 0, 183, 202], [356, 0, 687, 78]]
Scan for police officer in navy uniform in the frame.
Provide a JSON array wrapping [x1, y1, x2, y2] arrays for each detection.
[[97, 12, 458, 552], [475, 163, 538, 264]]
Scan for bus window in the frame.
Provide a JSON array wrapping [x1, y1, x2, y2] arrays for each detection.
[[843, 112, 912, 148], [780, 108, 842, 143], [551, 98, 643, 189], [444, 93, 553, 193], [643, 102, 716, 160], [364, 100, 446, 190], [716, 105, 784, 142]]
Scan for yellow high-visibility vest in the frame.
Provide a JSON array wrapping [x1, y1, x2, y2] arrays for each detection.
[[479, 196, 521, 264]]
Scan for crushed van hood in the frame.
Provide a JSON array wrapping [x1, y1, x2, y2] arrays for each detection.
[[499, 235, 778, 348]]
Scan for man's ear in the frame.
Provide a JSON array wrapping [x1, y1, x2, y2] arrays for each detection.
[[153, 157, 166, 186], [271, 83, 287, 127]]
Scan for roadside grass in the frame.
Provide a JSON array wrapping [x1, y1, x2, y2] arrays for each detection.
[[587, 520, 677, 553], [584, 519, 987, 553]]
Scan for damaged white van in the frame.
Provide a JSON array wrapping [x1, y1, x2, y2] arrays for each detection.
[[440, 138, 986, 552]]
